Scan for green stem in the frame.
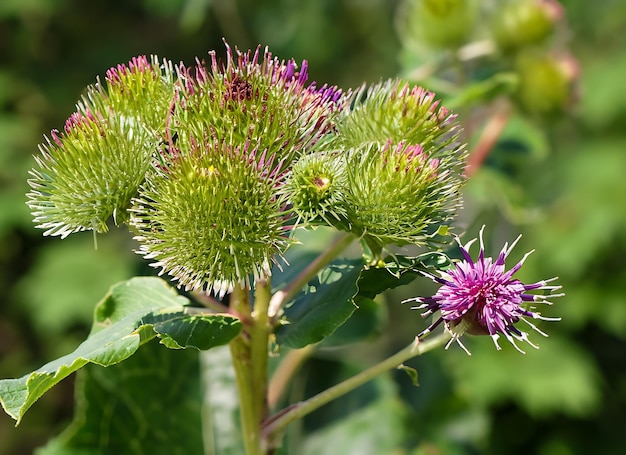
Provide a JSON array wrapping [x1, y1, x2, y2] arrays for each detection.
[[260, 331, 452, 441], [250, 277, 272, 436], [229, 284, 264, 455], [268, 232, 355, 322]]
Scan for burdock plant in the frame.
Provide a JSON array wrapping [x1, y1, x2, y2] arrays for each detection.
[[1, 41, 561, 455]]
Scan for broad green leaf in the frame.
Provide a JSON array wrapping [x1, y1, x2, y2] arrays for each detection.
[[276, 253, 450, 349], [358, 252, 451, 299], [0, 277, 241, 424], [337, 253, 451, 346], [276, 259, 363, 349], [36, 340, 204, 455]]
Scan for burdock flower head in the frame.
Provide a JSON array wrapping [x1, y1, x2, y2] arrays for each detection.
[[405, 227, 563, 354]]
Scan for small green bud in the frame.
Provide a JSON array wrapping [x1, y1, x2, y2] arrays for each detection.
[[398, 0, 478, 51], [514, 51, 578, 116], [492, 0, 563, 51], [28, 110, 153, 237], [343, 140, 462, 252], [285, 151, 348, 226]]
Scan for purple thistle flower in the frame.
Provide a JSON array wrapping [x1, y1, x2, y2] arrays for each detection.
[[404, 226, 563, 354]]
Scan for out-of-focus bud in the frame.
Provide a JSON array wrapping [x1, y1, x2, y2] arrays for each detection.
[[514, 51, 579, 116], [492, 0, 563, 51], [398, 0, 478, 51]]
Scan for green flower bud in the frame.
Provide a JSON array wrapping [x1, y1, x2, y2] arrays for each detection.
[[285, 151, 348, 226], [130, 140, 290, 296], [336, 80, 461, 154], [398, 0, 478, 51], [492, 0, 563, 51], [514, 51, 578, 116], [28, 110, 153, 237], [343, 140, 462, 253], [27, 56, 178, 237]]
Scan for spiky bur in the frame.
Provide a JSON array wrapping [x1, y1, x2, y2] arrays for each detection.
[[130, 141, 289, 296], [172, 42, 347, 174], [27, 56, 178, 237], [343, 140, 459, 252], [129, 43, 347, 295], [404, 227, 563, 354], [284, 151, 348, 226], [328, 80, 466, 255]]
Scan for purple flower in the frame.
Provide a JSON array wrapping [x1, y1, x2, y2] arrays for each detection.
[[405, 227, 563, 354]]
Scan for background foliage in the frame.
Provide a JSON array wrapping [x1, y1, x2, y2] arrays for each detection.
[[0, 0, 625, 453]]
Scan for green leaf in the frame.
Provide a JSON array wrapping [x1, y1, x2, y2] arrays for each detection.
[[36, 340, 204, 455], [276, 253, 449, 349], [398, 364, 419, 387], [276, 259, 363, 349], [321, 297, 385, 347], [0, 277, 241, 424], [358, 252, 451, 299]]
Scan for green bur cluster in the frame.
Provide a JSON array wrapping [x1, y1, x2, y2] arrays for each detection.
[[288, 80, 466, 256], [27, 43, 467, 294]]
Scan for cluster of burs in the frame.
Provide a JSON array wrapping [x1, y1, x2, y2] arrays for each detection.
[[27, 42, 466, 297]]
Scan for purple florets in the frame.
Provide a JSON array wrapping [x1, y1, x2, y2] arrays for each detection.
[[405, 226, 563, 354]]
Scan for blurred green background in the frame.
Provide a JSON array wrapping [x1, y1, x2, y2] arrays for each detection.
[[1, 0, 625, 454]]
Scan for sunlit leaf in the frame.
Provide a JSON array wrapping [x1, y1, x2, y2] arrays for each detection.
[[276, 259, 362, 349], [0, 277, 241, 424]]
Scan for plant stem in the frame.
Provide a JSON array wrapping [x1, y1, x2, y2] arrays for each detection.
[[465, 105, 511, 177], [268, 232, 355, 322], [260, 331, 452, 442], [267, 344, 317, 410], [229, 283, 264, 455], [250, 277, 272, 432]]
